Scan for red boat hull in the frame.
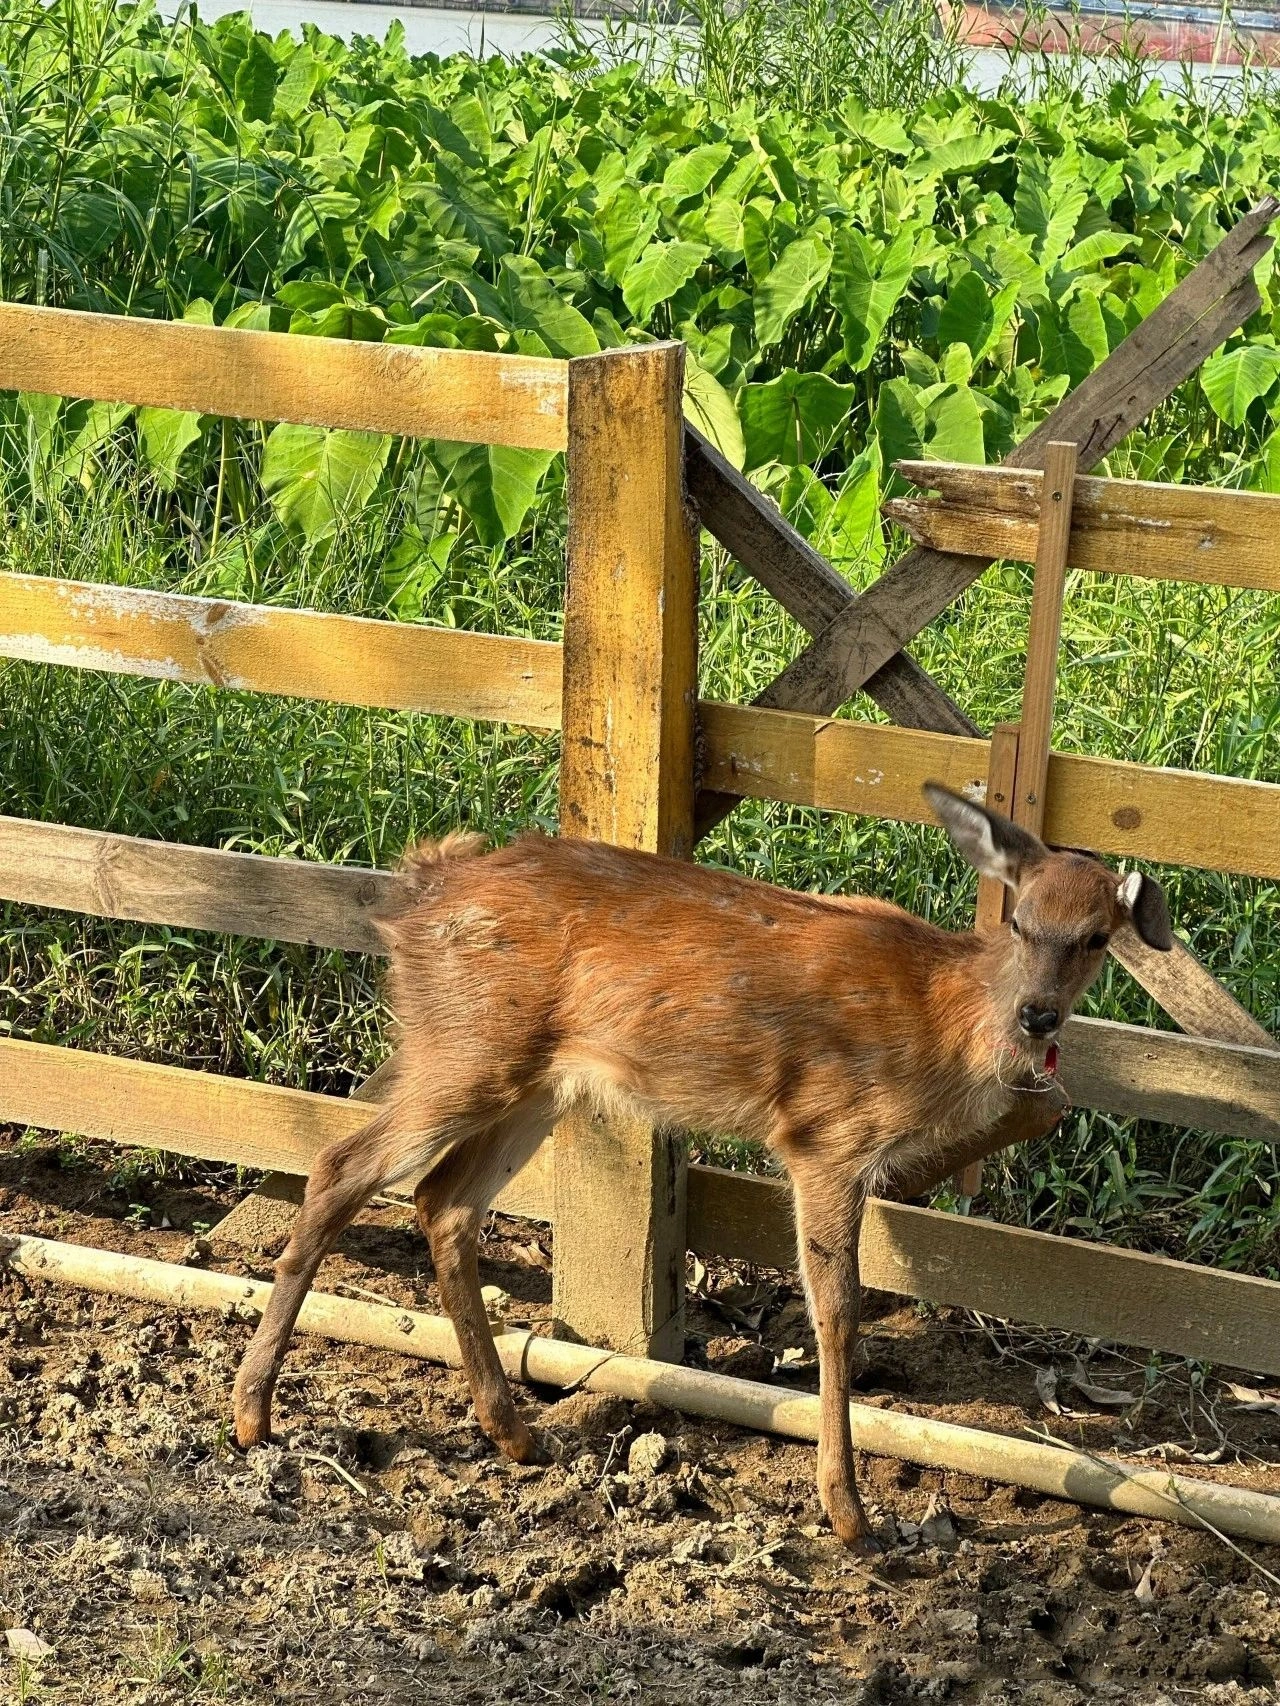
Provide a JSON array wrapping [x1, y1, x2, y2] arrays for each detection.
[[954, 2, 1280, 65]]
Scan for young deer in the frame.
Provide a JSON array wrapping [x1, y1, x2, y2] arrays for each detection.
[[234, 783, 1172, 1549]]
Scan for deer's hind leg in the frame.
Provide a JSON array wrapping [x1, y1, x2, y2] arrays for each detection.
[[233, 1089, 495, 1451], [413, 1093, 556, 1464]]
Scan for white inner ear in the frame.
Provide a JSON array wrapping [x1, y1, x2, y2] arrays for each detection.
[[959, 804, 1019, 888], [1117, 870, 1143, 913]]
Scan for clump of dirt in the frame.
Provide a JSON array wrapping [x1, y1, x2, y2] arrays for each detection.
[[3, 1132, 1280, 1704]]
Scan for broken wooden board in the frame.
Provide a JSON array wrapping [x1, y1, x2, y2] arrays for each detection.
[[886, 460, 1280, 592]]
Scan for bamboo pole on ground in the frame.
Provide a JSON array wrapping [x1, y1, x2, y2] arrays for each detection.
[[6, 1232, 1280, 1547]]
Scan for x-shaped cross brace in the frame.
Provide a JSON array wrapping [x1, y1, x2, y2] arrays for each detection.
[[686, 195, 1280, 1054]]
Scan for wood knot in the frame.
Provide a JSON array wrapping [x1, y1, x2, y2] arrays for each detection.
[[1111, 806, 1141, 831]]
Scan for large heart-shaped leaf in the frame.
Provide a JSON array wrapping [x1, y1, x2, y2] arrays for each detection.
[[1058, 230, 1138, 274], [684, 358, 745, 470], [234, 34, 278, 123], [273, 42, 320, 121], [936, 273, 1018, 363], [500, 255, 599, 357], [138, 407, 204, 490], [1016, 153, 1088, 268], [661, 143, 732, 204], [741, 204, 773, 283], [926, 385, 985, 463], [821, 441, 884, 568], [1201, 342, 1280, 427], [433, 441, 555, 546], [905, 132, 1008, 180], [261, 425, 392, 545], [622, 240, 709, 323], [754, 236, 831, 349], [602, 186, 660, 284], [447, 94, 492, 168], [1060, 292, 1111, 384], [702, 196, 746, 266], [832, 227, 917, 372], [874, 377, 926, 469], [278, 189, 361, 273], [45, 401, 134, 494], [416, 158, 511, 261], [741, 371, 854, 469], [59, 191, 125, 260], [840, 103, 912, 154]]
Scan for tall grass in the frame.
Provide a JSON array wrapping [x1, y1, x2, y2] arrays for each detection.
[[982, 0, 1280, 109], [679, 0, 965, 116]]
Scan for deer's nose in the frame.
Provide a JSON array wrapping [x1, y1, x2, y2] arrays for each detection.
[[1018, 1003, 1060, 1037]]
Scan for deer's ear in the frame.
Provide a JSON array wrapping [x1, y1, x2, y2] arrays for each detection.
[[1117, 870, 1173, 951], [923, 782, 1047, 890]]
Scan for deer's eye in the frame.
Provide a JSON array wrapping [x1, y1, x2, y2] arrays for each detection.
[[1086, 931, 1109, 952], [1010, 918, 1021, 938]]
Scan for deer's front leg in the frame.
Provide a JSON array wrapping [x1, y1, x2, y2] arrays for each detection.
[[789, 1155, 874, 1551]]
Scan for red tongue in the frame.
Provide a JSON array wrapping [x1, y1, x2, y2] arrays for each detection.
[[1046, 1042, 1060, 1076]]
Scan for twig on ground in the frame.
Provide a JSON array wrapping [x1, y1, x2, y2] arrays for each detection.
[[298, 1450, 368, 1499]]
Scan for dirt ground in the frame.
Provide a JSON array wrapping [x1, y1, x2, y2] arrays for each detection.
[[4, 1133, 1280, 1706]]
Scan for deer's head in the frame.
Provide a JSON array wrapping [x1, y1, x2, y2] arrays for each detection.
[[925, 782, 1172, 1064]]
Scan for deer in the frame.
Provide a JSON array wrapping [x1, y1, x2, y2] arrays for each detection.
[[233, 782, 1172, 1550]]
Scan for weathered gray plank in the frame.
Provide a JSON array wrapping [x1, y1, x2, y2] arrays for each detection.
[[1109, 936, 1276, 1054], [0, 814, 391, 952], [686, 1167, 1280, 1376], [685, 426, 855, 634], [886, 460, 1280, 592], [684, 427, 974, 822]]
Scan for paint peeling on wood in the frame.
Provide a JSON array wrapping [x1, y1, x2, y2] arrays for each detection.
[[0, 572, 565, 727]]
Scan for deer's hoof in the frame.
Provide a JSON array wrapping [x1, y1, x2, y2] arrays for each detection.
[[822, 1485, 877, 1553], [232, 1410, 270, 1452], [829, 1511, 883, 1555], [497, 1419, 551, 1466], [232, 1376, 273, 1451]]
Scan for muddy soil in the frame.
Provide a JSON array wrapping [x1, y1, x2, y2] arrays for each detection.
[[3, 1132, 1280, 1705]]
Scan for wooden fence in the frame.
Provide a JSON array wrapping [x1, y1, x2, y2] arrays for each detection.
[[3, 195, 1280, 1380]]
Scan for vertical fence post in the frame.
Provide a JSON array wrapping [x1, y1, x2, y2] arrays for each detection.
[[554, 342, 698, 1359], [959, 441, 1078, 1200], [958, 719, 1023, 1197], [975, 721, 1022, 938], [1009, 441, 1078, 835]]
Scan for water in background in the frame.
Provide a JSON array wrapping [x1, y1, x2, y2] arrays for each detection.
[[165, 0, 1249, 89]]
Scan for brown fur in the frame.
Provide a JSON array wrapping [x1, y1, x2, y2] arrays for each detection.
[[233, 790, 1171, 1550]]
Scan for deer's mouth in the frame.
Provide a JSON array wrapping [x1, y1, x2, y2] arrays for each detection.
[[1001, 1030, 1062, 1083]]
